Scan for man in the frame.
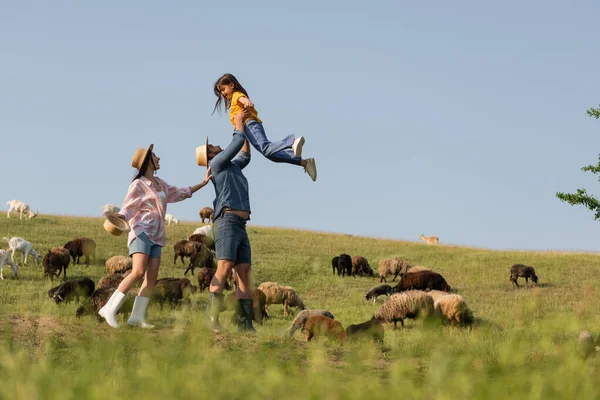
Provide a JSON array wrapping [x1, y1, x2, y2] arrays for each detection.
[[196, 110, 254, 333]]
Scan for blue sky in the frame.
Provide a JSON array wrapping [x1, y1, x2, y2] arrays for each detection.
[[2, 1, 600, 251]]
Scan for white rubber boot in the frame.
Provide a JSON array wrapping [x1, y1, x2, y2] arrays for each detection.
[[127, 296, 154, 329], [98, 290, 127, 328]]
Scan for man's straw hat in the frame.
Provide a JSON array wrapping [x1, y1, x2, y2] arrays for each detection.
[[131, 144, 154, 170], [103, 213, 131, 237], [196, 137, 209, 167]]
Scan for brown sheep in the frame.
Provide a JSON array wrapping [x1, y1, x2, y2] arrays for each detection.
[[345, 317, 385, 343], [196, 267, 215, 292], [189, 233, 215, 251], [75, 287, 135, 319], [152, 278, 197, 309], [352, 256, 374, 277], [303, 315, 345, 344], [173, 240, 190, 265], [185, 242, 213, 276], [105, 255, 132, 275], [42, 248, 70, 280], [258, 282, 306, 317], [97, 273, 124, 290], [199, 207, 214, 223], [393, 271, 451, 293], [63, 238, 96, 266], [378, 258, 410, 283], [224, 288, 269, 325], [510, 264, 539, 287]]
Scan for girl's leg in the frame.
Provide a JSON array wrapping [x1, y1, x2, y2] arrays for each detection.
[[128, 257, 160, 328], [117, 253, 148, 293], [245, 120, 302, 166], [138, 257, 160, 297]]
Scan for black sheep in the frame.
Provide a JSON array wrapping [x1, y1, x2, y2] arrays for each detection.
[[365, 284, 394, 303], [510, 264, 539, 287], [394, 270, 451, 292], [346, 317, 385, 343], [63, 238, 96, 265], [331, 256, 340, 275], [338, 254, 352, 277], [51, 277, 95, 304]]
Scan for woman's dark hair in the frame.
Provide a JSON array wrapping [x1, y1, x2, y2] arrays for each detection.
[[132, 151, 154, 182], [212, 73, 249, 115]]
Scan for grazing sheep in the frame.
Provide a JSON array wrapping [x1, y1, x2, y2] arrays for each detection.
[[287, 309, 335, 337], [331, 256, 339, 275], [75, 287, 135, 319], [97, 273, 124, 290], [510, 264, 539, 287], [63, 238, 96, 265], [419, 234, 439, 244], [378, 258, 410, 283], [258, 282, 306, 317], [374, 290, 434, 328], [578, 331, 600, 358], [105, 255, 132, 275], [426, 289, 451, 303], [224, 288, 269, 325], [433, 294, 474, 326], [199, 207, 214, 223], [196, 267, 216, 292], [152, 278, 197, 309], [188, 233, 215, 251], [331, 254, 352, 277], [165, 213, 179, 226], [345, 317, 385, 343], [2, 237, 41, 265], [50, 277, 95, 304], [173, 240, 189, 265], [365, 284, 394, 304], [0, 249, 19, 280], [100, 204, 120, 216], [42, 248, 70, 280], [6, 200, 38, 219], [303, 315, 345, 344], [394, 270, 451, 293], [193, 225, 213, 236], [403, 265, 433, 276], [352, 256, 374, 277], [185, 242, 213, 276]]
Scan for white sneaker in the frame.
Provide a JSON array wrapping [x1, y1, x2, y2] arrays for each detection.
[[304, 158, 317, 182], [292, 137, 305, 157]]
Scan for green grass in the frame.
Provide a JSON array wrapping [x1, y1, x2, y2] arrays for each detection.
[[1, 215, 600, 399]]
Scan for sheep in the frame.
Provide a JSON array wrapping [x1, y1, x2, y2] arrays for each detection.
[[199, 207, 214, 223], [152, 278, 197, 309], [303, 315, 345, 344], [6, 200, 38, 220], [510, 264, 539, 287], [426, 289, 451, 303], [188, 233, 215, 251], [50, 277, 95, 304], [185, 242, 213, 276], [393, 270, 451, 293], [258, 282, 306, 317], [105, 255, 132, 275], [97, 273, 125, 290], [193, 225, 213, 236], [331, 256, 339, 275], [331, 254, 352, 277], [365, 284, 394, 304], [578, 331, 600, 358], [224, 288, 269, 325], [287, 309, 335, 337], [352, 256, 374, 277], [403, 265, 433, 276], [75, 287, 135, 319], [63, 238, 96, 266], [42, 248, 70, 280], [0, 249, 19, 280], [433, 294, 474, 326], [345, 317, 385, 343], [2, 236, 41, 265], [173, 240, 189, 265], [374, 290, 434, 328], [378, 258, 410, 283], [165, 213, 179, 226], [100, 204, 120, 216], [196, 267, 215, 292], [419, 234, 439, 244]]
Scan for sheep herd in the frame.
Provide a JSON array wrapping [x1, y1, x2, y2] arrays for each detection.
[[3, 199, 546, 347]]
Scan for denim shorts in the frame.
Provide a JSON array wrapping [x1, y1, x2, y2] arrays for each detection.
[[129, 232, 162, 258], [214, 212, 251, 265]]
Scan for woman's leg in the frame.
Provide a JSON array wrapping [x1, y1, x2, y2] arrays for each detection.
[[117, 253, 148, 294], [138, 257, 160, 297], [128, 256, 160, 328]]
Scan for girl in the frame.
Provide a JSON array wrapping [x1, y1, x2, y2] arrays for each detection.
[[212, 73, 317, 181], [99, 144, 211, 328]]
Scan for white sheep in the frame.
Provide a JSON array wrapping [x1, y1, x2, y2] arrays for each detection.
[[6, 200, 38, 220], [2, 237, 41, 265], [373, 290, 434, 328], [192, 225, 213, 236], [100, 204, 121, 216], [433, 294, 474, 326], [165, 213, 179, 226], [0, 249, 19, 279]]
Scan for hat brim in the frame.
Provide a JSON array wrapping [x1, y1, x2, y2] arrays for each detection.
[[196, 137, 209, 167]]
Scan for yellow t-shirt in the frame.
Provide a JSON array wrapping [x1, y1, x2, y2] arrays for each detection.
[[229, 91, 262, 126]]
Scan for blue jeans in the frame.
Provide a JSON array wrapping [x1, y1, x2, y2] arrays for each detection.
[[244, 120, 302, 166], [214, 213, 251, 265], [129, 232, 162, 258]]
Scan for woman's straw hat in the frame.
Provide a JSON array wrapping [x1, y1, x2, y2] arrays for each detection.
[[103, 213, 131, 236], [132, 144, 154, 170], [196, 137, 209, 167]]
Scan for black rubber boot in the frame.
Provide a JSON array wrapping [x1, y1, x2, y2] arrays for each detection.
[[239, 299, 256, 333], [235, 301, 246, 333], [206, 292, 225, 333]]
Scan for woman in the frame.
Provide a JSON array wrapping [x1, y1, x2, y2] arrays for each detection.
[[99, 144, 211, 328]]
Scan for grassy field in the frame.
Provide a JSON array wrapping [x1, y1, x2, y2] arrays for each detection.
[[0, 215, 600, 399]]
